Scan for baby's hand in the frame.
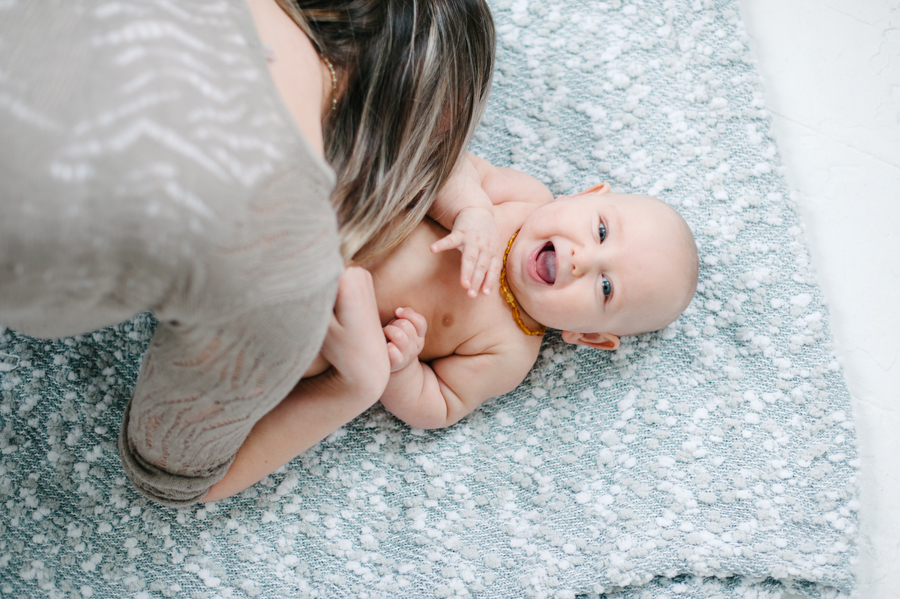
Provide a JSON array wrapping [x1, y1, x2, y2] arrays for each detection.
[[383, 307, 427, 372], [430, 206, 502, 298]]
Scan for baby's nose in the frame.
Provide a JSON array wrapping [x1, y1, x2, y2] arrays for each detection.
[[571, 247, 594, 277]]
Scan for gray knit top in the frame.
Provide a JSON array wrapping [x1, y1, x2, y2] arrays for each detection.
[[0, 0, 343, 505]]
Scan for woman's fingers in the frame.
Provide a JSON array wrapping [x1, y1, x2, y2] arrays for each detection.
[[321, 267, 390, 395], [331, 267, 376, 323]]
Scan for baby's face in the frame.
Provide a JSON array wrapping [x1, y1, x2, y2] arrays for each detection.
[[506, 184, 697, 346]]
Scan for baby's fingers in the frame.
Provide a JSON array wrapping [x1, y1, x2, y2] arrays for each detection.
[[395, 307, 427, 338], [482, 255, 502, 295], [458, 246, 478, 296], [384, 318, 419, 352], [384, 318, 421, 372], [430, 230, 464, 254], [386, 342, 405, 370], [461, 246, 495, 298], [383, 321, 410, 349]]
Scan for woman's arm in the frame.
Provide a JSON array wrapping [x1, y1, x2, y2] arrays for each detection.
[[200, 371, 381, 501], [202, 267, 390, 502]]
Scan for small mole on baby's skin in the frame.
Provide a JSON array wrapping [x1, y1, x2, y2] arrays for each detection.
[[442, 313, 454, 327]]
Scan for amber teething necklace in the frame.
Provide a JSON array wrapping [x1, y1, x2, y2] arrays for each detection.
[[500, 232, 546, 336]]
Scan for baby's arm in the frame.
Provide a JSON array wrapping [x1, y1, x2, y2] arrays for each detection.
[[468, 153, 555, 209], [379, 307, 534, 429], [428, 154, 554, 297], [430, 154, 555, 221], [202, 268, 390, 502], [427, 156, 501, 297]]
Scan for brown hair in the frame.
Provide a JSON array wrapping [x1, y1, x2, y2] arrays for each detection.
[[275, 0, 496, 263]]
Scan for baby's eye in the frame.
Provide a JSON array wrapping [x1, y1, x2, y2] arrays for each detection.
[[602, 276, 612, 297], [598, 222, 607, 242]]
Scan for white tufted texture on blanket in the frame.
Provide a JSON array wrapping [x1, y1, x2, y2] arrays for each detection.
[[0, 0, 858, 598]]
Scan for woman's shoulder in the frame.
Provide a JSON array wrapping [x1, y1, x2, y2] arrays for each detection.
[[2, 0, 335, 213], [242, 0, 332, 161]]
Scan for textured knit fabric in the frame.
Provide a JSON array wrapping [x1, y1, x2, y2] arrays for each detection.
[[0, 0, 859, 597], [0, 0, 342, 505]]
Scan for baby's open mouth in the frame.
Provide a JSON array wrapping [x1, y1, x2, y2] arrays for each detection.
[[535, 242, 556, 284]]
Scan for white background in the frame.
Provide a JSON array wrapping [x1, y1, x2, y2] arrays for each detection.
[[737, 1, 900, 597]]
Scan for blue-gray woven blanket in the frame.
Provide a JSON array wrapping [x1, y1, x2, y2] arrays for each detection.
[[0, 0, 858, 597]]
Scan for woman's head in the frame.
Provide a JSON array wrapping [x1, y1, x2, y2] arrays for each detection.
[[277, 0, 496, 263]]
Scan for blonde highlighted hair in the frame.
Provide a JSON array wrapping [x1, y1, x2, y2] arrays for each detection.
[[274, 0, 496, 263]]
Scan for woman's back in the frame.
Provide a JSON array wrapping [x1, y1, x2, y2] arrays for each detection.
[[0, 0, 342, 336]]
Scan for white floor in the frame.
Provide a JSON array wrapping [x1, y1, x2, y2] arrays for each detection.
[[737, 1, 900, 597]]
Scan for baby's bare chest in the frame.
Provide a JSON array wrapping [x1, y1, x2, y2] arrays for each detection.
[[366, 221, 515, 362]]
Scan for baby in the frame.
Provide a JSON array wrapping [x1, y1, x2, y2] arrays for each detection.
[[327, 154, 698, 428], [202, 154, 698, 501]]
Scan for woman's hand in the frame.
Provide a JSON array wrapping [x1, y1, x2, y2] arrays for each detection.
[[383, 307, 427, 372], [317, 266, 391, 401]]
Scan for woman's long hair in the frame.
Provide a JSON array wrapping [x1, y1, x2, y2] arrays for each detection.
[[274, 0, 495, 263]]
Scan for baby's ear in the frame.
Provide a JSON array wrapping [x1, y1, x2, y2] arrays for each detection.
[[561, 330, 620, 350], [571, 182, 610, 197], [555, 182, 610, 202]]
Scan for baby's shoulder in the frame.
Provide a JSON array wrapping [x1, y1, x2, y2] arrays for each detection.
[[493, 201, 540, 236]]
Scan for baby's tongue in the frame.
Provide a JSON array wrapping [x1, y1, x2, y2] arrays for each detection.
[[536, 247, 556, 284]]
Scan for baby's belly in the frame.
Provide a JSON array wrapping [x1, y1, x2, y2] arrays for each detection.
[[375, 286, 475, 364], [367, 219, 485, 362], [418, 308, 478, 362]]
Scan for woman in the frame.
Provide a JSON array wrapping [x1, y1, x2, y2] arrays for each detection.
[[0, 0, 495, 505]]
